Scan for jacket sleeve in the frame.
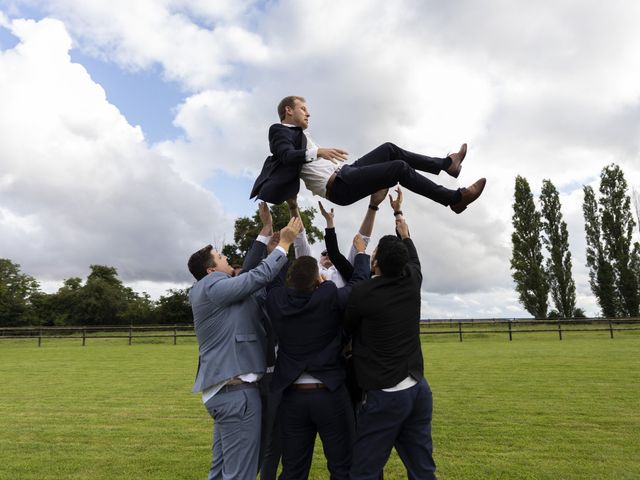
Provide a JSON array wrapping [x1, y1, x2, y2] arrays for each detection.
[[204, 249, 288, 306], [294, 229, 312, 258], [269, 124, 308, 167], [325, 227, 354, 281], [241, 239, 267, 272], [336, 253, 370, 311], [403, 238, 422, 282]]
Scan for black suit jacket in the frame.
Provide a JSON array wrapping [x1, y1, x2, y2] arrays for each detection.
[[265, 253, 371, 393], [344, 238, 424, 390], [250, 123, 308, 204]]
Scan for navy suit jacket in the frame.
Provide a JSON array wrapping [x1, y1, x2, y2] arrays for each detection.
[[250, 123, 308, 204], [265, 253, 371, 393]]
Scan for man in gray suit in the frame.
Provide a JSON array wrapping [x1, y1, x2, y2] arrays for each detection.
[[188, 208, 302, 480]]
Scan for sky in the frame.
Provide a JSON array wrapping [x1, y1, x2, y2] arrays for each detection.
[[1, 0, 639, 318]]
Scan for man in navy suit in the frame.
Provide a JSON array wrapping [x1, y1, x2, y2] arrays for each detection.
[[265, 235, 371, 479], [250, 96, 486, 213]]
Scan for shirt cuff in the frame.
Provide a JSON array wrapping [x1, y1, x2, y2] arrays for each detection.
[[256, 234, 270, 245], [275, 246, 287, 255], [305, 147, 318, 162]]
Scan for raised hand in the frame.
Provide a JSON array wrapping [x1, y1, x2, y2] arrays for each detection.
[[267, 232, 280, 254], [389, 186, 403, 213], [258, 201, 273, 236], [279, 216, 304, 247], [318, 201, 335, 229]]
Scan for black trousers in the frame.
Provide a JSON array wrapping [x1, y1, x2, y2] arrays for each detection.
[[279, 384, 355, 480], [350, 377, 437, 480], [327, 142, 460, 207]]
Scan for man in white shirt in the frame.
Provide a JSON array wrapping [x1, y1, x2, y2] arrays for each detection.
[[250, 95, 486, 214]]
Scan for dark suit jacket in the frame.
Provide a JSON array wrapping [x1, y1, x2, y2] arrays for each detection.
[[265, 253, 371, 394], [344, 238, 424, 390], [250, 123, 308, 204]]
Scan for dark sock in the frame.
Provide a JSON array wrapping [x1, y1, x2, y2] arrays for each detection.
[[443, 157, 452, 171], [451, 189, 462, 205]]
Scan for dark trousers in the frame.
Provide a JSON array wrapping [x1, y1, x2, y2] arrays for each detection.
[[327, 143, 460, 207], [279, 384, 355, 480], [259, 373, 283, 480], [350, 377, 437, 480]]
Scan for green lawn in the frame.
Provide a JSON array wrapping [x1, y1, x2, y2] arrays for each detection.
[[1, 334, 638, 479]]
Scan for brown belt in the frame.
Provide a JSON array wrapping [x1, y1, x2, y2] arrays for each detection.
[[288, 383, 326, 390], [226, 377, 245, 386], [325, 171, 338, 199]]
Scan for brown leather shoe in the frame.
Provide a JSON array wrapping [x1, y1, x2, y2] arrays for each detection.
[[446, 143, 467, 178], [450, 178, 486, 214]]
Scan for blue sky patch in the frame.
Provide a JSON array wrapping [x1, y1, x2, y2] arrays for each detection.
[[69, 49, 186, 145]]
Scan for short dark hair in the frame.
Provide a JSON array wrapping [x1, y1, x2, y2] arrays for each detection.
[[188, 245, 215, 281], [277, 95, 305, 121], [374, 235, 409, 277], [287, 256, 319, 292]]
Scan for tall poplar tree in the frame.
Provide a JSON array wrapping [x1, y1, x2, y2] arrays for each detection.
[[598, 164, 639, 316], [540, 180, 576, 318], [583, 164, 639, 317], [583, 186, 618, 317], [511, 176, 549, 318]]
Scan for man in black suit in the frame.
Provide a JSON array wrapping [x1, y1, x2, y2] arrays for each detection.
[[265, 235, 371, 480], [250, 95, 486, 214], [344, 212, 437, 479]]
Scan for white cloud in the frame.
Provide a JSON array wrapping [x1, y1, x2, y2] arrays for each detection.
[[0, 17, 231, 286]]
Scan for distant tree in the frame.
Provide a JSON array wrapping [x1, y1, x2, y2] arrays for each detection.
[[69, 265, 130, 325], [572, 307, 587, 318], [599, 165, 640, 316], [222, 203, 322, 265], [121, 290, 155, 325], [511, 176, 549, 318], [583, 185, 619, 317], [155, 288, 192, 324], [539, 179, 577, 318], [0, 259, 40, 326]]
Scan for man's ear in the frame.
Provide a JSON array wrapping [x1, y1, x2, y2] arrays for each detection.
[[206, 266, 216, 274]]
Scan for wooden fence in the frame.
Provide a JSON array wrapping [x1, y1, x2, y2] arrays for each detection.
[[1, 318, 639, 346]]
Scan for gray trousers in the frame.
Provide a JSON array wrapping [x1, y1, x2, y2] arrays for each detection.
[[204, 385, 262, 480]]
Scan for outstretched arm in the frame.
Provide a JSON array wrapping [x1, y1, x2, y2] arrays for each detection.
[[242, 202, 272, 271], [337, 235, 371, 310], [288, 197, 312, 258], [319, 201, 354, 280], [206, 217, 303, 305]]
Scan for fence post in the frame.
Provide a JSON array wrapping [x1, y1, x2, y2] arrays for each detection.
[[458, 321, 463, 342], [82, 328, 86, 347], [174, 326, 177, 345], [508, 320, 512, 341], [129, 326, 133, 345], [38, 328, 42, 347], [557, 321, 562, 341], [609, 320, 614, 339]]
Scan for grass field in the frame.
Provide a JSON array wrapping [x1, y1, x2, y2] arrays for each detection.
[[1, 332, 639, 479]]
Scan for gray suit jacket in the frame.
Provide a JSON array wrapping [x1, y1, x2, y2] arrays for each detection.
[[190, 247, 288, 393]]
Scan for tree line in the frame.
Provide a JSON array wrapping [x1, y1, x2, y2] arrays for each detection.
[[0, 261, 192, 327], [0, 203, 321, 328], [511, 163, 640, 318]]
